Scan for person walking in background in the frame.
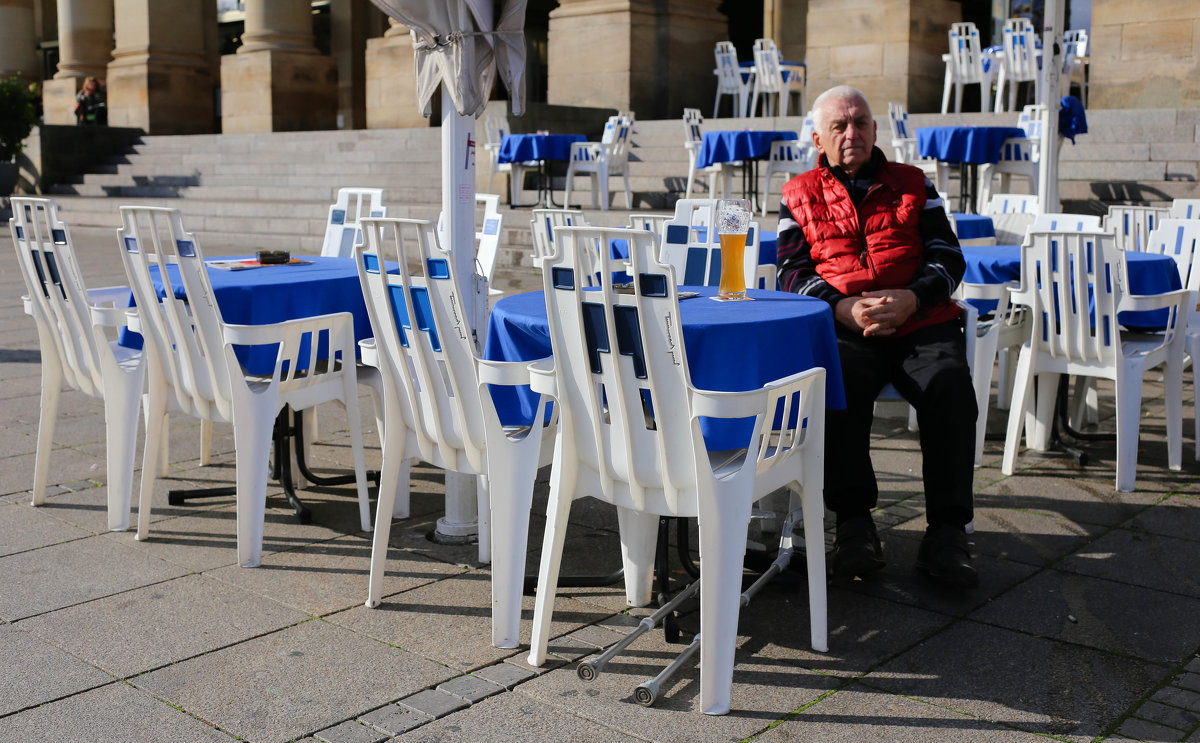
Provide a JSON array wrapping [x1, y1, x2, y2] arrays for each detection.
[[74, 76, 105, 126]]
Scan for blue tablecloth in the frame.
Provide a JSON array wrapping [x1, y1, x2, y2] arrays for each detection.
[[961, 244, 1181, 327], [917, 126, 1028, 164], [952, 213, 995, 241], [483, 287, 845, 450], [497, 134, 586, 164], [695, 130, 798, 169], [121, 256, 378, 375]]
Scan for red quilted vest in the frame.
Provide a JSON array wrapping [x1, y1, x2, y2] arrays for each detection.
[[781, 155, 961, 336]]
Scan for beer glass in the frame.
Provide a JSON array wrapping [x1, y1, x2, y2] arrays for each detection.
[[716, 198, 752, 301]]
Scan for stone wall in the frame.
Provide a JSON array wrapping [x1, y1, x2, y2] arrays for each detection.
[[804, 0, 960, 114], [1089, 0, 1200, 109]]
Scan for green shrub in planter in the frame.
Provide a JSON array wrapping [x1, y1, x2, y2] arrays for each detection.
[[0, 76, 38, 163]]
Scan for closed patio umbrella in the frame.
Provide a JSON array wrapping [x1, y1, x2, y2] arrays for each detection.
[[368, 0, 528, 547]]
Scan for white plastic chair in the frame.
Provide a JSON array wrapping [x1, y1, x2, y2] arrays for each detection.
[[1063, 29, 1089, 106], [119, 206, 372, 567], [994, 18, 1041, 113], [530, 207, 587, 268], [658, 199, 761, 290], [10, 197, 146, 532], [1000, 229, 1188, 492], [712, 41, 750, 118], [628, 212, 673, 243], [483, 115, 538, 207], [525, 225, 828, 715], [1170, 199, 1200, 220], [683, 108, 726, 199], [983, 192, 1041, 245], [942, 22, 992, 114], [355, 217, 555, 648], [759, 115, 817, 217], [954, 281, 1031, 466], [321, 187, 386, 258], [886, 102, 945, 189], [563, 115, 633, 212], [1030, 212, 1102, 233], [1141, 220, 1200, 459], [748, 38, 795, 118], [978, 104, 1043, 212], [438, 193, 504, 297], [1105, 205, 1171, 252]]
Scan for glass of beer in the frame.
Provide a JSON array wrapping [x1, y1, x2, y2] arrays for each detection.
[[716, 198, 752, 301]]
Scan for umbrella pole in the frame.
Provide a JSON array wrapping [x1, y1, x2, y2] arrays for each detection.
[[1037, 0, 1065, 214], [434, 95, 486, 555]]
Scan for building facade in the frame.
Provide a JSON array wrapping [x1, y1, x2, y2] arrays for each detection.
[[1, 0, 1197, 137]]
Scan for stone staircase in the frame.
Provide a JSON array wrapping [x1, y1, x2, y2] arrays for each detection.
[[37, 108, 1200, 267]]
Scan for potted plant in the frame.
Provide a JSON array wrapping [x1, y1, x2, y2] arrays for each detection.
[[0, 76, 38, 196]]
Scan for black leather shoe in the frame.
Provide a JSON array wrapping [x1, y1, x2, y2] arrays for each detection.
[[830, 515, 886, 581], [916, 524, 979, 590]]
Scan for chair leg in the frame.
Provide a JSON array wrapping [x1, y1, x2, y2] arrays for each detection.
[[31, 358, 63, 507], [593, 172, 606, 211], [231, 400, 276, 569], [954, 82, 964, 114], [686, 156, 697, 200], [1001, 346, 1035, 475], [563, 168, 574, 209], [797, 485, 828, 653], [136, 371, 169, 542], [941, 67, 953, 114], [971, 328, 1001, 467], [1114, 371, 1144, 493], [615, 506, 658, 607], [103, 372, 143, 532], [200, 419, 213, 466], [527, 472, 575, 667], [695, 488, 754, 715]]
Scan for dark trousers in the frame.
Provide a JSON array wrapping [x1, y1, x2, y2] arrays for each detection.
[[825, 319, 976, 528]]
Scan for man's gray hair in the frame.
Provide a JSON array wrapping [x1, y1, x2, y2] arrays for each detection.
[[811, 85, 872, 130]]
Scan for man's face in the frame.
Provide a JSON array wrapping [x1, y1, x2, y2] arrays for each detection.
[[812, 96, 877, 175]]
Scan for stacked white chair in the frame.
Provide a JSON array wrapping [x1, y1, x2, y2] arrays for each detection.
[[10, 197, 146, 532], [530, 207, 587, 269], [712, 41, 750, 118], [1001, 229, 1189, 491], [525, 225, 828, 715], [564, 114, 633, 212], [941, 22, 991, 114], [355, 217, 555, 648], [1141, 220, 1200, 459], [1105, 205, 1171, 252], [322, 187, 386, 258], [119, 206, 372, 567], [886, 102, 944, 189], [759, 114, 817, 217], [1063, 29, 1089, 106], [978, 104, 1043, 212], [994, 18, 1041, 113], [658, 199, 762, 290], [627, 212, 673, 244], [483, 114, 538, 207], [748, 37, 796, 118], [682, 107, 727, 199], [438, 193, 504, 297], [983, 192, 1040, 245], [1170, 199, 1200, 220], [1031, 212, 1102, 232]]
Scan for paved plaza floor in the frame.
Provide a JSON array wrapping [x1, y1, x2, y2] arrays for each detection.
[[3, 225, 1200, 742]]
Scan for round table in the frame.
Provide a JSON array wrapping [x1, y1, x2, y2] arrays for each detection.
[[917, 125, 1027, 214], [484, 286, 845, 450]]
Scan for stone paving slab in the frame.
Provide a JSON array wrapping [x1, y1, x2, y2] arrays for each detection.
[[0, 447, 107, 499], [0, 500, 92, 556], [327, 572, 614, 673], [968, 567, 1200, 666], [0, 681, 235, 743], [204, 534, 465, 616], [1057, 527, 1200, 599], [754, 684, 1055, 741], [397, 692, 645, 742], [0, 624, 115, 717], [132, 618, 455, 743], [0, 534, 189, 621], [1127, 493, 1200, 541], [865, 620, 1167, 741], [18, 573, 310, 677]]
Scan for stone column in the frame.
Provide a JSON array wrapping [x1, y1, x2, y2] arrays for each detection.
[[105, 0, 216, 134], [764, 0, 808, 68], [805, 0, 958, 113], [43, 0, 114, 125], [331, 0, 383, 130], [365, 18, 428, 129], [0, 0, 39, 79], [546, 0, 726, 120], [221, 0, 337, 133]]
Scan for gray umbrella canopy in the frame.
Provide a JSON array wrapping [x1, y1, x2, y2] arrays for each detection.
[[369, 0, 527, 117]]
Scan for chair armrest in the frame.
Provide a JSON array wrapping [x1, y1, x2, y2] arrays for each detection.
[[527, 357, 557, 398], [570, 141, 607, 163], [478, 355, 552, 387], [358, 337, 378, 368], [90, 304, 133, 328], [1119, 288, 1191, 315], [690, 366, 824, 421], [222, 311, 355, 348]]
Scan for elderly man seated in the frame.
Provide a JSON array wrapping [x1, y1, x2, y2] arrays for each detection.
[[776, 85, 978, 590]]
